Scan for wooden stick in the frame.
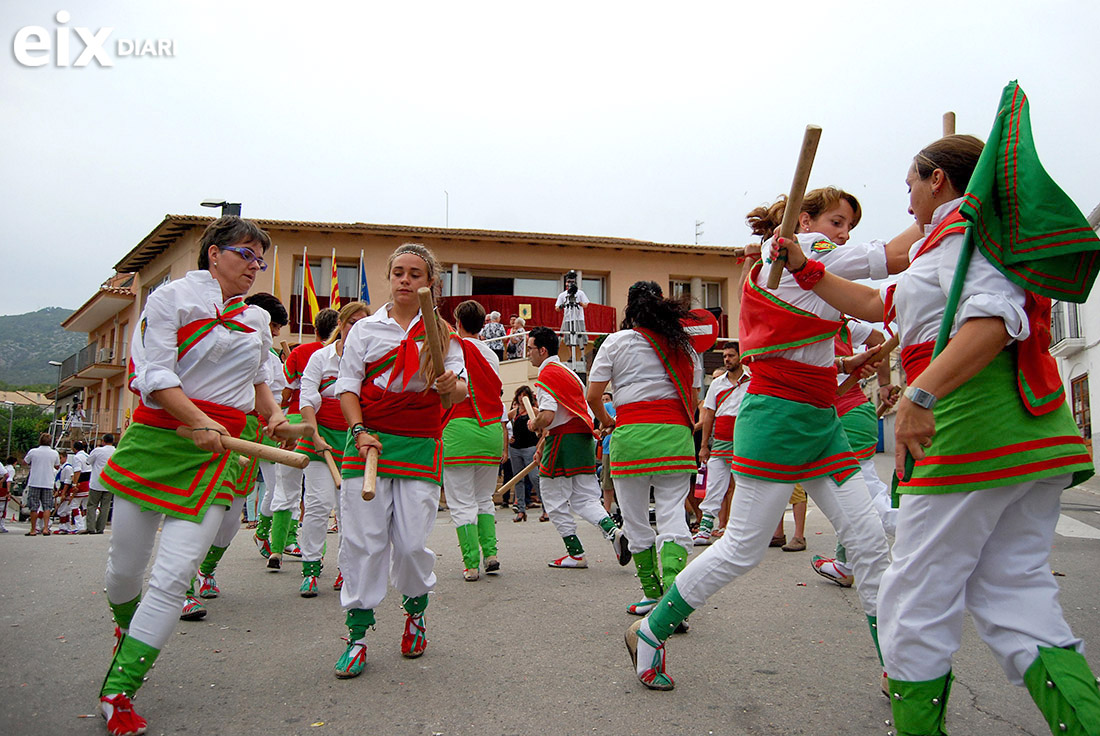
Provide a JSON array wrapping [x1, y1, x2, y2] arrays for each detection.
[[173, 427, 309, 469], [835, 334, 900, 397], [321, 447, 343, 489], [877, 399, 895, 418], [521, 396, 536, 423], [279, 340, 291, 359], [361, 446, 379, 501], [767, 125, 823, 289], [942, 111, 956, 137], [416, 287, 453, 410], [497, 438, 543, 495], [272, 422, 315, 440]]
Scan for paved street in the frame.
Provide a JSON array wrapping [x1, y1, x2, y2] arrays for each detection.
[[2, 454, 1098, 736]]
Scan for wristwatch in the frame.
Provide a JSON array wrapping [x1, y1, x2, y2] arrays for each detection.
[[351, 423, 369, 438], [903, 386, 938, 410]]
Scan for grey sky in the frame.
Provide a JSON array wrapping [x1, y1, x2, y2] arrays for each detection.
[[3, 0, 1098, 316]]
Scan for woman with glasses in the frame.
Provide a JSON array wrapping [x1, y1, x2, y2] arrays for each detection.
[[96, 216, 289, 736]]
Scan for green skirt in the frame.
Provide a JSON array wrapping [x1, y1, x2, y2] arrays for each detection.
[[443, 417, 504, 467], [540, 432, 597, 479], [100, 423, 243, 523], [731, 393, 859, 485], [900, 352, 1093, 495], [342, 430, 443, 486], [609, 423, 695, 477]]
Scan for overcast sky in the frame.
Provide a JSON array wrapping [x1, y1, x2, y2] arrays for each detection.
[[3, 0, 1098, 317]]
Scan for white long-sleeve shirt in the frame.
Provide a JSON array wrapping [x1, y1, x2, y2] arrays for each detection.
[[589, 330, 701, 407], [886, 197, 1028, 350], [756, 233, 889, 367], [129, 270, 272, 413], [301, 342, 341, 413], [335, 303, 465, 398]]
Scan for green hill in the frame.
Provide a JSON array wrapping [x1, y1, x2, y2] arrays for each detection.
[[0, 308, 85, 387]]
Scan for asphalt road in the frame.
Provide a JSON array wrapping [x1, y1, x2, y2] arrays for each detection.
[[2, 454, 1098, 736]]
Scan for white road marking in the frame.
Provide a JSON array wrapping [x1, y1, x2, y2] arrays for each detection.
[[1056, 514, 1100, 539]]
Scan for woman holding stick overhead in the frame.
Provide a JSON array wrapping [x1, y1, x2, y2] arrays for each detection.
[[774, 130, 1098, 734], [625, 184, 894, 693], [294, 300, 369, 597], [587, 281, 701, 618], [333, 243, 466, 679], [96, 217, 291, 736]]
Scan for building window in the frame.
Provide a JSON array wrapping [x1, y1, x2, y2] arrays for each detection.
[[670, 279, 722, 310], [292, 259, 366, 301], [1051, 301, 1081, 345], [142, 272, 171, 307], [1071, 374, 1091, 439]]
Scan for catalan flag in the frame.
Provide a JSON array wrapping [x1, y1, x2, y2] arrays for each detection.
[[330, 248, 342, 310], [302, 248, 320, 321]]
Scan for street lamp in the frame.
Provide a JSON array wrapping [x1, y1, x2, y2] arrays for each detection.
[[200, 199, 242, 217], [2, 401, 13, 456], [48, 360, 62, 443]]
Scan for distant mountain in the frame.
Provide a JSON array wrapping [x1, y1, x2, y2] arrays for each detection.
[[0, 308, 85, 386]]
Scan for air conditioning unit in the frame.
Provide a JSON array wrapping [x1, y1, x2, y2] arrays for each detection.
[[97, 348, 113, 363]]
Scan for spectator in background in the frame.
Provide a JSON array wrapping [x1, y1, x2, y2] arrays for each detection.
[[479, 311, 507, 360], [507, 385, 540, 522], [506, 317, 527, 360], [0, 455, 14, 533], [22, 433, 60, 536], [84, 433, 116, 534]]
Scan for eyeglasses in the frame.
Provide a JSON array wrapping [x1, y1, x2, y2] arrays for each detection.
[[221, 245, 268, 271]]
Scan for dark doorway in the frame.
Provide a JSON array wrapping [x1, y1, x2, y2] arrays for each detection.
[[471, 275, 513, 295]]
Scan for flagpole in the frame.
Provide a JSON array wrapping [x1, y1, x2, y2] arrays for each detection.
[[272, 244, 278, 293], [298, 247, 306, 343]]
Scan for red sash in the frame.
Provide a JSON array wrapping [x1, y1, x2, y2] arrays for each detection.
[[133, 398, 247, 438], [616, 399, 690, 428], [633, 328, 694, 426], [739, 262, 843, 362], [714, 416, 735, 442], [283, 342, 325, 414], [900, 342, 935, 381], [746, 358, 837, 410], [316, 397, 348, 430], [535, 361, 595, 433], [358, 382, 442, 439], [445, 338, 504, 427], [549, 417, 593, 437], [176, 299, 255, 360], [833, 323, 870, 415]]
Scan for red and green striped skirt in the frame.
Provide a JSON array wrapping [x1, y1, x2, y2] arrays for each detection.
[[609, 423, 696, 477]]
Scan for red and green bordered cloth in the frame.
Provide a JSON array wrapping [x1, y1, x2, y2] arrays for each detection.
[[535, 361, 596, 477], [443, 339, 504, 467], [608, 329, 697, 478]]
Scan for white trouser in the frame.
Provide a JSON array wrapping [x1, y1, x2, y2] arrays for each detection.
[[675, 474, 889, 617], [300, 461, 338, 565], [859, 456, 896, 538], [540, 472, 608, 539], [211, 495, 246, 549], [338, 475, 439, 612], [272, 462, 304, 514], [73, 496, 88, 532], [257, 461, 275, 517], [700, 456, 733, 519], [105, 497, 226, 650], [616, 473, 692, 553], [444, 465, 497, 528], [880, 474, 1080, 684]]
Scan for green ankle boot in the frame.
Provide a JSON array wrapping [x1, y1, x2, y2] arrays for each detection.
[[476, 513, 498, 558], [100, 634, 160, 697], [629, 545, 662, 615], [455, 524, 481, 573], [1023, 646, 1100, 736], [887, 671, 952, 736], [645, 583, 694, 643]]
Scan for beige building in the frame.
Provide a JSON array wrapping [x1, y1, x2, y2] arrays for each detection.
[[55, 214, 747, 438]]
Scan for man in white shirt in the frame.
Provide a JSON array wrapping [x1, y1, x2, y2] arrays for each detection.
[[555, 271, 590, 349], [21, 433, 60, 536], [84, 434, 116, 534]]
